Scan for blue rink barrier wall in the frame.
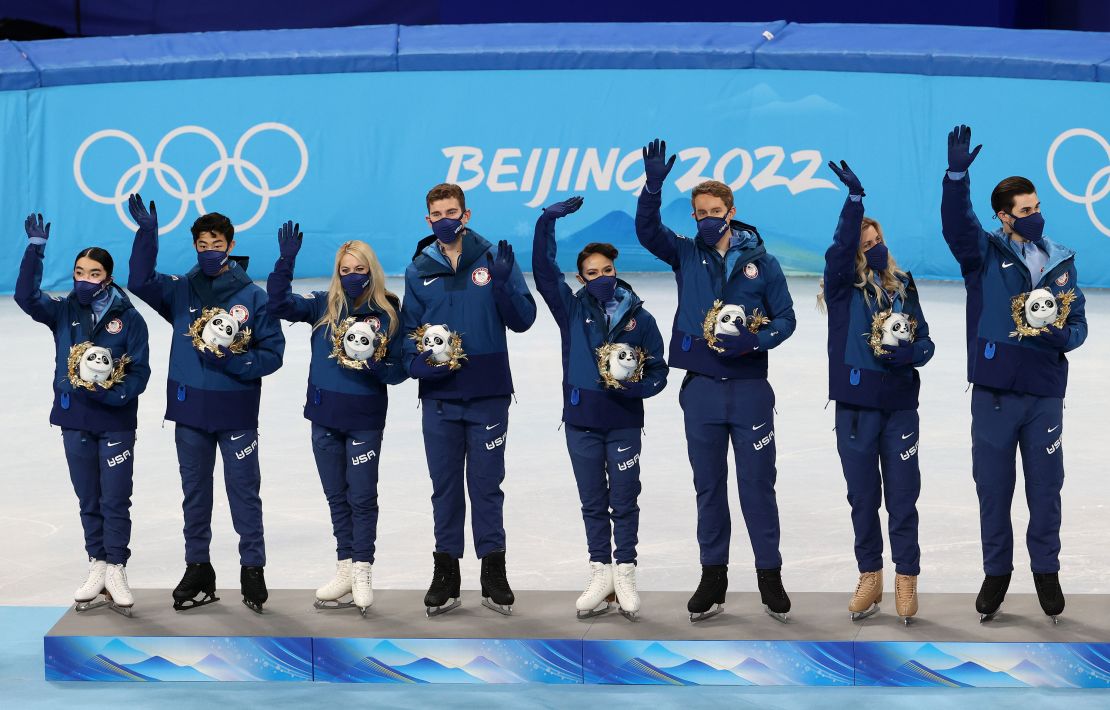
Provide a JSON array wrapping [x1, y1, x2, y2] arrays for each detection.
[[1, 22, 1109, 293]]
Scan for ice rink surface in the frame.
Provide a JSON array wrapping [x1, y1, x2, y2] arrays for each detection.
[[3, 273, 1108, 606]]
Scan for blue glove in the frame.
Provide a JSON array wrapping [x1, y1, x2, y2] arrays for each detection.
[[642, 138, 677, 193], [827, 160, 865, 197], [199, 345, 235, 369], [543, 196, 584, 219], [409, 351, 455, 380], [128, 193, 158, 234], [715, 329, 760, 359], [947, 124, 982, 173], [77, 386, 112, 404], [487, 240, 515, 287], [25, 213, 50, 245], [1040, 324, 1070, 350], [278, 220, 302, 259], [879, 341, 914, 366], [611, 381, 648, 398]]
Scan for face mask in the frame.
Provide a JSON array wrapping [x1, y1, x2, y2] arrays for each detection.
[[584, 274, 617, 303], [1009, 212, 1045, 243], [340, 272, 370, 299], [197, 249, 228, 276], [432, 217, 464, 244], [73, 279, 107, 306], [865, 243, 889, 272], [696, 216, 730, 247]]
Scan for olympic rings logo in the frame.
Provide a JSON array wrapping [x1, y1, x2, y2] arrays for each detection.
[[73, 123, 308, 234], [1047, 128, 1110, 238]]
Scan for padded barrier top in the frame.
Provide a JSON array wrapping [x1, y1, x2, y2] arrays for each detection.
[[753, 23, 1110, 82], [396, 22, 787, 70], [1, 21, 1108, 88]]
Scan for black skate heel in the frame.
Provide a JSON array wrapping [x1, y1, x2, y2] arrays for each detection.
[[1033, 572, 1065, 624], [172, 562, 220, 611], [480, 550, 515, 616], [424, 551, 462, 617], [976, 573, 1011, 623], [241, 566, 268, 614], [757, 567, 791, 624], [688, 564, 727, 623]]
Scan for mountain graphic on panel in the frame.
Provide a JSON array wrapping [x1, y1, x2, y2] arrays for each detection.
[[911, 643, 965, 671], [560, 211, 663, 271], [638, 642, 690, 669], [666, 659, 754, 685], [194, 653, 251, 681], [1007, 659, 1073, 687], [461, 656, 524, 683], [884, 659, 970, 687], [612, 657, 688, 685], [72, 654, 156, 681], [730, 657, 791, 685], [123, 655, 215, 681], [938, 661, 1028, 688], [394, 657, 483, 684], [99, 639, 149, 665], [366, 640, 421, 667], [348, 656, 424, 683]]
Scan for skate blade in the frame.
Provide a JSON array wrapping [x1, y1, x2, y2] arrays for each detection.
[[109, 604, 134, 618], [850, 603, 880, 622], [173, 593, 220, 612], [619, 608, 639, 622], [75, 599, 110, 613], [314, 598, 356, 610], [978, 607, 1001, 623], [242, 599, 265, 614], [425, 598, 461, 617], [763, 605, 789, 624], [576, 602, 613, 620], [482, 598, 513, 616], [358, 605, 372, 617], [1048, 614, 1061, 625], [689, 604, 725, 623]]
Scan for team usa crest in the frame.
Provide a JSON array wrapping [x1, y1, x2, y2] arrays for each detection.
[[744, 262, 759, 279], [363, 315, 382, 332], [105, 318, 123, 335], [471, 267, 491, 286], [1056, 272, 1069, 287], [229, 304, 250, 323], [624, 318, 637, 332]]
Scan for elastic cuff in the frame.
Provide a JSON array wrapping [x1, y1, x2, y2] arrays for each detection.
[[848, 194, 863, 203], [946, 170, 967, 180], [28, 237, 47, 246], [642, 183, 662, 195]]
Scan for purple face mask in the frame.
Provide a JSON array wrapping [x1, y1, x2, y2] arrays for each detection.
[[197, 249, 228, 276], [73, 279, 107, 305], [340, 272, 370, 298], [584, 274, 617, 303]]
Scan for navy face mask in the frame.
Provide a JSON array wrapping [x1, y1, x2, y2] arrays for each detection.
[[73, 279, 107, 306], [197, 249, 228, 276], [696, 216, 730, 247], [432, 217, 464, 244], [1009, 212, 1045, 243], [340, 272, 370, 299], [584, 274, 617, 303], [865, 242, 889, 272]]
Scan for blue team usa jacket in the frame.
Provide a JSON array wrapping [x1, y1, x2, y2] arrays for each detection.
[[16, 243, 151, 432], [129, 232, 285, 432], [941, 174, 1087, 398], [824, 196, 935, 410], [267, 255, 407, 431], [401, 229, 536, 400], [532, 215, 668, 430], [635, 188, 796, 379]]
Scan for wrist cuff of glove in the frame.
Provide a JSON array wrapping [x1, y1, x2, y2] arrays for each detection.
[[28, 237, 47, 246]]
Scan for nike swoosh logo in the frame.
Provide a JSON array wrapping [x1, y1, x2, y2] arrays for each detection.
[[1048, 426, 1059, 433], [1002, 262, 1014, 269], [485, 423, 501, 431], [230, 434, 245, 441], [752, 422, 766, 430], [71, 321, 80, 326], [188, 307, 198, 313], [107, 441, 122, 447], [423, 277, 439, 286], [902, 432, 915, 440], [585, 318, 594, 324], [352, 440, 365, 446], [617, 446, 631, 452]]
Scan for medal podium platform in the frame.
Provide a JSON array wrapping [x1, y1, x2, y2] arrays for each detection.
[[44, 590, 1110, 687]]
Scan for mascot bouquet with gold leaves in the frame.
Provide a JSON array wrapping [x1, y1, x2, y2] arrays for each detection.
[[67, 342, 131, 391], [330, 317, 390, 370], [409, 323, 466, 370], [187, 307, 252, 357], [1009, 288, 1076, 340], [869, 310, 918, 357], [702, 299, 770, 353], [596, 342, 650, 390]]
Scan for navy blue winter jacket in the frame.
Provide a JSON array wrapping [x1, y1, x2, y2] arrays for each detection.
[[267, 253, 407, 431], [400, 229, 536, 400], [941, 172, 1086, 398], [824, 196, 935, 410], [532, 213, 668, 429], [16, 243, 151, 432], [128, 230, 285, 432], [635, 187, 796, 379]]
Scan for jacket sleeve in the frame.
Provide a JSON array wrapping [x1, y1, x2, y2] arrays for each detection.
[[493, 258, 537, 334], [635, 185, 681, 268], [941, 172, 990, 276], [1058, 263, 1087, 353], [372, 311, 410, 386], [531, 213, 575, 330], [907, 281, 935, 368], [400, 272, 424, 372], [224, 294, 286, 380], [14, 243, 62, 328], [638, 316, 669, 398], [127, 225, 177, 323], [101, 311, 151, 407], [824, 195, 864, 297], [757, 257, 796, 351], [266, 254, 315, 323]]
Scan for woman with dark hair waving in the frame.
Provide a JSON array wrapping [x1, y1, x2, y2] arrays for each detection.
[[14, 213, 150, 616], [267, 226, 407, 616], [819, 161, 934, 624]]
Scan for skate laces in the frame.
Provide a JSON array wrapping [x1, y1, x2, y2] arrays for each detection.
[[896, 575, 915, 597], [355, 564, 372, 585], [855, 572, 879, 597]]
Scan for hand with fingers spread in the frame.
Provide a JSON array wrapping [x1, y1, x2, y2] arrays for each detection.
[[543, 196, 584, 220], [127, 193, 158, 235], [25, 213, 51, 245], [277, 220, 303, 259], [947, 124, 982, 174], [487, 239, 516, 286], [642, 138, 677, 193], [828, 160, 865, 197]]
